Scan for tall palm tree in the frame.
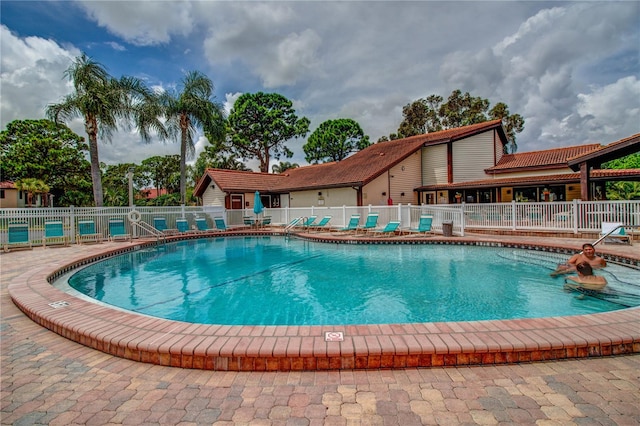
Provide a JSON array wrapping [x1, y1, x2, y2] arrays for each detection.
[[161, 71, 225, 205], [46, 53, 162, 207]]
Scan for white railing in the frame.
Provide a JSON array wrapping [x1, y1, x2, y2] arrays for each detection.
[[2, 201, 639, 245]]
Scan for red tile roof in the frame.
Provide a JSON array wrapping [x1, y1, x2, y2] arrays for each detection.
[[419, 169, 640, 190], [486, 144, 602, 173], [0, 181, 16, 189]]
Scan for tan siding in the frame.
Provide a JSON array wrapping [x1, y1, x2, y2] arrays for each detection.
[[452, 132, 495, 182], [0, 189, 20, 208], [363, 174, 388, 206], [565, 184, 582, 201], [202, 186, 227, 207], [422, 144, 447, 185], [389, 151, 421, 204], [290, 187, 356, 207]]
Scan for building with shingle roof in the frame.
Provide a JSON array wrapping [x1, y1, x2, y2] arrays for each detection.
[[194, 122, 640, 209]]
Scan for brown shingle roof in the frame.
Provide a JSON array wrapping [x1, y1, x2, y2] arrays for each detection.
[[194, 120, 507, 195], [282, 119, 506, 190], [486, 144, 602, 173], [195, 169, 288, 194]]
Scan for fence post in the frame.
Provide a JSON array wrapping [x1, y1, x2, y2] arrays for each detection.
[[511, 200, 517, 230], [70, 205, 76, 244], [180, 204, 185, 218], [573, 199, 579, 234]]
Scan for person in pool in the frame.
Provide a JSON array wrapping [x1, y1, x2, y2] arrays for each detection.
[[565, 262, 608, 290], [550, 243, 606, 277]]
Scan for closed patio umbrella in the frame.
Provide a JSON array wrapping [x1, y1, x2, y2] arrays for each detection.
[[254, 191, 264, 223]]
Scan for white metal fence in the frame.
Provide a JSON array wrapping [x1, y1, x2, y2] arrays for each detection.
[[1, 200, 639, 245]]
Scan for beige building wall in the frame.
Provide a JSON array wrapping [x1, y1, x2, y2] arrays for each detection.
[[0, 189, 20, 208], [452, 132, 497, 182], [289, 187, 356, 208], [422, 144, 447, 186], [201, 184, 227, 207], [363, 174, 388, 206], [389, 151, 422, 204]]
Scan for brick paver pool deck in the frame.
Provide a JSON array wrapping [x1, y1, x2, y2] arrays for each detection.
[[2, 232, 639, 424]]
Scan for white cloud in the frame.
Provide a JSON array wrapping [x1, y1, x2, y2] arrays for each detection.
[[259, 29, 322, 87], [0, 25, 78, 128], [2, 1, 638, 171], [77, 0, 195, 45], [439, 2, 640, 151], [576, 76, 640, 139]]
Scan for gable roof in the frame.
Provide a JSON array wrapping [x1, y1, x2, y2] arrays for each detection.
[[194, 169, 288, 196], [195, 119, 507, 195], [282, 119, 507, 191], [486, 144, 602, 174]]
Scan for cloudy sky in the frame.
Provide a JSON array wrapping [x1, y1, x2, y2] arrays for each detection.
[[1, 1, 639, 171]]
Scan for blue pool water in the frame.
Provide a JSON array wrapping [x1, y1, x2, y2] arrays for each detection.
[[64, 236, 640, 325]]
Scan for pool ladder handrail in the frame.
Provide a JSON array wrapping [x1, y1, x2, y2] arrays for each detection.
[[284, 217, 303, 234], [130, 220, 167, 244]]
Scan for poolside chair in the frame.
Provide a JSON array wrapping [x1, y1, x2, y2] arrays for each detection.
[[109, 218, 131, 242], [260, 216, 272, 228], [356, 213, 379, 234], [370, 221, 401, 237], [4, 222, 32, 252], [334, 214, 360, 232], [176, 218, 193, 233], [243, 216, 255, 227], [405, 215, 433, 237], [77, 220, 102, 244], [214, 217, 229, 231], [600, 222, 631, 245], [153, 217, 178, 235], [309, 215, 332, 231], [195, 217, 216, 233], [43, 220, 69, 247]]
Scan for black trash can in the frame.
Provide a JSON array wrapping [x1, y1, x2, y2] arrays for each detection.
[[442, 221, 453, 237]]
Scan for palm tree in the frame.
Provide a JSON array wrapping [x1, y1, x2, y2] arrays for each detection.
[[46, 53, 162, 207], [15, 178, 50, 207], [161, 71, 225, 205], [272, 161, 299, 174]]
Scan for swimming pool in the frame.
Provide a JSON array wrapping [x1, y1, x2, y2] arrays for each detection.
[[64, 236, 640, 325]]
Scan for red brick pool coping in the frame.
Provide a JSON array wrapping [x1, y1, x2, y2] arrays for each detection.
[[8, 230, 640, 371]]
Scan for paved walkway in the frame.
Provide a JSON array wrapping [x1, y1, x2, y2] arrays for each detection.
[[2, 236, 640, 424]]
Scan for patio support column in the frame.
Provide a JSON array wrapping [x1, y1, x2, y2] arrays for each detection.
[[579, 162, 591, 201]]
